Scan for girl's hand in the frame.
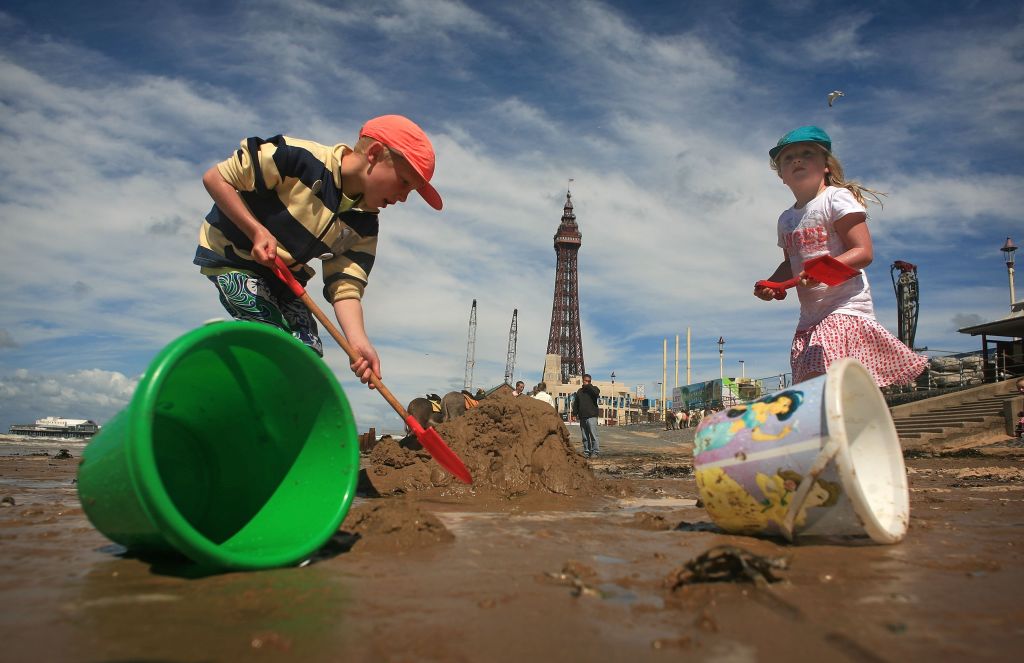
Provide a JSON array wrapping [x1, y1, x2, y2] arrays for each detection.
[[797, 270, 820, 288], [753, 284, 781, 301]]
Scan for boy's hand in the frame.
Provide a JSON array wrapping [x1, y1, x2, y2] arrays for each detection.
[[249, 228, 278, 268], [349, 340, 381, 390]]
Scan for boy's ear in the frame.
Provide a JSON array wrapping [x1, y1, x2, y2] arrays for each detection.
[[365, 140, 386, 164]]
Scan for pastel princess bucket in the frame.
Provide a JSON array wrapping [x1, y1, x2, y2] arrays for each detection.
[[692, 358, 909, 544]]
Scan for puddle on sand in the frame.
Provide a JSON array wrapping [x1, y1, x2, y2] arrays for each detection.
[[0, 478, 78, 492], [597, 583, 665, 608], [593, 554, 628, 565], [435, 511, 608, 536], [616, 497, 698, 511], [434, 495, 703, 535]]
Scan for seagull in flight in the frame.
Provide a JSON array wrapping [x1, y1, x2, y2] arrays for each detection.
[[827, 90, 845, 107]]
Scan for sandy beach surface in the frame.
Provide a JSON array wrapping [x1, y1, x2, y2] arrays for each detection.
[[1, 415, 1023, 662]]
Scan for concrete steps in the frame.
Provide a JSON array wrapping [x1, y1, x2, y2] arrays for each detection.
[[889, 381, 1020, 450]]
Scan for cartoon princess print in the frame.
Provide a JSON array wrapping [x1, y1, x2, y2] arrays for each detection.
[[696, 466, 840, 534], [694, 389, 805, 454]]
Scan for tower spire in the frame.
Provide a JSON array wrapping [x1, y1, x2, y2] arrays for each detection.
[[545, 185, 585, 383]]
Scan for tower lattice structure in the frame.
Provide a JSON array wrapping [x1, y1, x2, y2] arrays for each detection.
[[546, 189, 585, 383]]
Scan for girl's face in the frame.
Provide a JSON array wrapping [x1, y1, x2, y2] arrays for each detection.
[[776, 143, 829, 189]]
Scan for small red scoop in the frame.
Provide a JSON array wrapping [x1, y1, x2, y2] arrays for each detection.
[[755, 255, 860, 300]]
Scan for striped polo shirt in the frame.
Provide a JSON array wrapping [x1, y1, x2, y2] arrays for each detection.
[[193, 135, 378, 303]]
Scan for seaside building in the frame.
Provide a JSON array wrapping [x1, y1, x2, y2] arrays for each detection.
[[8, 416, 100, 439]]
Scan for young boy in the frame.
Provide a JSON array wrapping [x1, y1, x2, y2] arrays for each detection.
[[193, 115, 442, 387]]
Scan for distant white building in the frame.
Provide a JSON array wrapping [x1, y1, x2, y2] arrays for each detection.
[[8, 417, 100, 439]]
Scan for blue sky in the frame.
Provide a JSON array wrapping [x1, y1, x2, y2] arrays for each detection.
[[1, 0, 1021, 435]]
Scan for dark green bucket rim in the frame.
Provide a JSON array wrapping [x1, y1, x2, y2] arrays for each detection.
[[123, 321, 358, 569]]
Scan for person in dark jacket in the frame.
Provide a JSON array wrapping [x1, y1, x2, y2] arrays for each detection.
[[573, 373, 601, 458]]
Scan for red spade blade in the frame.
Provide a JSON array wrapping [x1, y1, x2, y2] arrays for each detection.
[[803, 255, 859, 286], [755, 256, 859, 297], [405, 416, 473, 484]]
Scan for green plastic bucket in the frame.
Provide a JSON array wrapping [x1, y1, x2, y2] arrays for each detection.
[[77, 321, 359, 571]]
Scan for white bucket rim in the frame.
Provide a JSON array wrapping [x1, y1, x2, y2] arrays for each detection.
[[824, 358, 909, 544]]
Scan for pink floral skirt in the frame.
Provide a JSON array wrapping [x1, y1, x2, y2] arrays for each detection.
[[791, 313, 927, 387]]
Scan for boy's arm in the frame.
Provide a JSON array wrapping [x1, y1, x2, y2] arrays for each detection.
[[333, 298, 381, 389], [202, 166, 277, 268]]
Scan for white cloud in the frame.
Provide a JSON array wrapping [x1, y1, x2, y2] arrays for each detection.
[[0, 1, 1020, 434], [0, 368, 137, 429]]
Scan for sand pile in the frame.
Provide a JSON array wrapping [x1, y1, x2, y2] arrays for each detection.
[[365, 391, 598, 497], [342, 498, 454, 552]]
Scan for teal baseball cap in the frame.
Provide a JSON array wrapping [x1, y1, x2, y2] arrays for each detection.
[[769, 126, 831, 161]]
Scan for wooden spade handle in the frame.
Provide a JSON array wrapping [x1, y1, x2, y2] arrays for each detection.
[[270, 257, 409, 419]]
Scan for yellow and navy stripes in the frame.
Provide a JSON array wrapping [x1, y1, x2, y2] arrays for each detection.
[[193, 135, 378, 303]]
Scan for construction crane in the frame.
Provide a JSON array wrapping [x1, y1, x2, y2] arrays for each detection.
[[891, 260, 920, 349], [464, 299, 477, 390], [504, 309, 518, 385]]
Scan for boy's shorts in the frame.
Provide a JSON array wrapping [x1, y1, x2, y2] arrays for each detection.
[[208, 271, 324, 356]]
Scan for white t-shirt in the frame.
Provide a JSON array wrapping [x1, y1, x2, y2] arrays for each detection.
[[777, 186, 875, 329], [533, 392, 556, 407]]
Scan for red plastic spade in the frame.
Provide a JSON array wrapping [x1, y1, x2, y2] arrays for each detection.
[[270, 257, 472, 484], [755, 255, 860, 300]]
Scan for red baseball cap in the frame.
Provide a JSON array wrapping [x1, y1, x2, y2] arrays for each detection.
[[359, 115, 442, 210]]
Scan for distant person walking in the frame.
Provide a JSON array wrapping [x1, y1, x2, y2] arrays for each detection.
[[532, 382, 556, 408], [573, 374, 601, 458], [514, 380, 526, 397], [753, 126, 926, 387], [665, 409, 676, 430]]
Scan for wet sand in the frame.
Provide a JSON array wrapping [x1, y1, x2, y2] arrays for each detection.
[[1, 426, 1023, 662]]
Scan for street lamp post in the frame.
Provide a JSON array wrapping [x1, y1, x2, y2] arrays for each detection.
[[738, 360, 745, 379], [1001, 237, 1017, 309], [717, 336, 725, 383], [657, 381, 664, 424], [610, 371, 617, 425]]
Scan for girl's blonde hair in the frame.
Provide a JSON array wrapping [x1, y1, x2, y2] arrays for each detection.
[[771, 144, 886, 207]]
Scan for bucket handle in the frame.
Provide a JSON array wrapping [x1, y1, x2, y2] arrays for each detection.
[[781, 436, 842, 541]]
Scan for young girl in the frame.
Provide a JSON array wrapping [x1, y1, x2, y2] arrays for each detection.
[[754, 126, 926, 387]]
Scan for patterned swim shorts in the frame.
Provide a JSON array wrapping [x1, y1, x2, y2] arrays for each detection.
[[208, 271, 323, 356]]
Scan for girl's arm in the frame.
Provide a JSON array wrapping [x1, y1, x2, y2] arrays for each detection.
[[832, 212, 873, 270], [800, 212, 872, 286]]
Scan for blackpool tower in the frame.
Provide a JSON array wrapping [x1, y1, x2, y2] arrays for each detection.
[[545, 187, 585, 383]]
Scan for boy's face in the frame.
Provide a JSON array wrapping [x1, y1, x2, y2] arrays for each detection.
[[360, 142, 427, 212], [776, 142, 829, 188]]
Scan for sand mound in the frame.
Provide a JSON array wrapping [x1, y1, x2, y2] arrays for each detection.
[[342, 498, 454, 552], [365, 391, 598, 497]]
